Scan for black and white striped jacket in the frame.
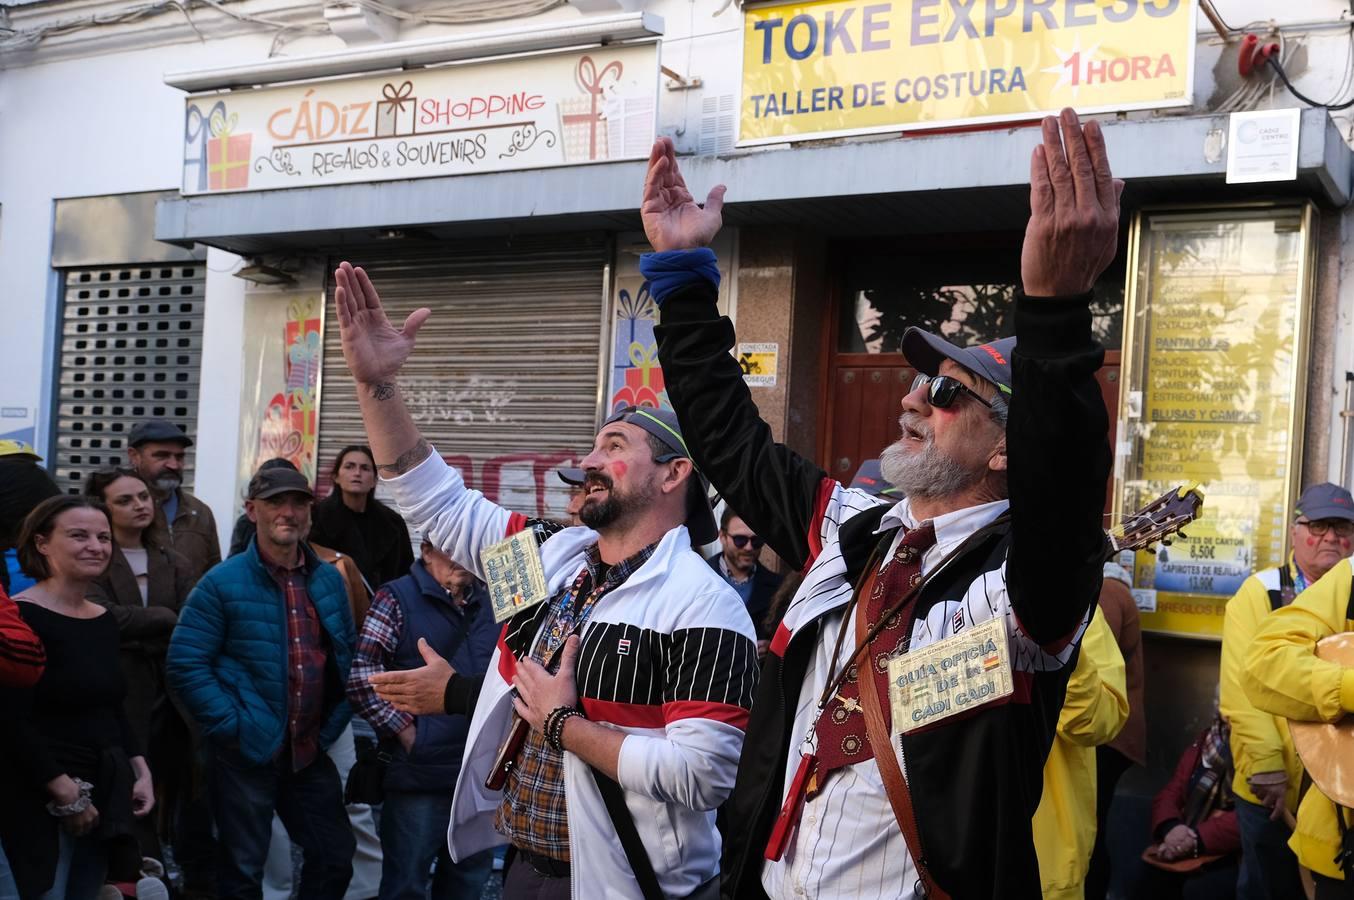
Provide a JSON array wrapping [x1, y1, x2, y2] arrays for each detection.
[[386, 452, 758, 899]]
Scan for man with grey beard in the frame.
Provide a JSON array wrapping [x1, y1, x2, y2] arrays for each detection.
[[648, 108, 1118, 899], [127, 419, 221, 588]]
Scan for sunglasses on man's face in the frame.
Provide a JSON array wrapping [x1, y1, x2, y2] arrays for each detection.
[[1296, 519, 1354, 539], [910, 373, 998, 410], [729, 534, 765, 550]]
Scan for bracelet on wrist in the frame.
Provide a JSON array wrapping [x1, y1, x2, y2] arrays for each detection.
[[545, 706, 585, 752], [46, 779, 93, 817]]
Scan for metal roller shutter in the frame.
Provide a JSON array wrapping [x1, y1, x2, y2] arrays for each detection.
[[52, 264, 205, 494], [320, 234, 609, 522]]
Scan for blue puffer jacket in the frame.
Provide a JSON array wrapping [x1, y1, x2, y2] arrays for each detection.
[[167, 539, 355, 766]]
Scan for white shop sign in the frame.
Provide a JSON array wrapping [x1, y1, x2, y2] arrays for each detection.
[[182, 43, 659, 195]]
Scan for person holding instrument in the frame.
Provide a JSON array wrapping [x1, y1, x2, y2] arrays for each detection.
[[647, 108, 1118, 899], [332, 261, 758, 900]]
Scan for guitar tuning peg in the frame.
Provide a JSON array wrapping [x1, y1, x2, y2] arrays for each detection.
[[1160, 539, 1172, 546], [1145, 546, 1157, 555], [1177, 531, 1189, 540]]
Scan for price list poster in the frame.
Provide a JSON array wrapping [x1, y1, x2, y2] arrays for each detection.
[[1117, 206, 1316, 639]]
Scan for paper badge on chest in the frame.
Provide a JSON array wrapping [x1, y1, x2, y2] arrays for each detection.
[[888, 615, 1014, 733], [480, 531, 551, 624]]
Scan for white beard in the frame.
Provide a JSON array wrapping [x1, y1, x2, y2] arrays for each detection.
[[879, 418, 985, 500]]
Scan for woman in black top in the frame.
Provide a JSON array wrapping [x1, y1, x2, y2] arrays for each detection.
[[307, 445, 412, 591], [1, 496, 154, 899]]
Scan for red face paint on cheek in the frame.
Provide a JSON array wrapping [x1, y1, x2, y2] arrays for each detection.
[[611, 461, 627, 479], [1341, 538, 1351, 551], [1306, 537, 1317, 548]]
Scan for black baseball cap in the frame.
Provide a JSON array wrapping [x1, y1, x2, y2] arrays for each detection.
[[129, 419, 194, 448], [601, 405, 718, 545], [901, 330, 1016, 398], [1294, 483, 1354, 522], [247, 467, 314, 501], [849, 459, 904, 502]]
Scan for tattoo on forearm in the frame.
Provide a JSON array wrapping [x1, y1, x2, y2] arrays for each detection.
[[378, 438, 432, 476], [369, 381, 397, 401]]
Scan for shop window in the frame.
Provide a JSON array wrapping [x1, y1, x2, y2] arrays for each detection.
[[839, 237, 1125, 353]]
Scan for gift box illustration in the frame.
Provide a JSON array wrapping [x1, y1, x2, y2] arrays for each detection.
[[184, 100, 226, 193], [376, 81, 417, 137], [561, 56, 623, 163], [609, 284, 669, 412], [206, 108, 251, 191]]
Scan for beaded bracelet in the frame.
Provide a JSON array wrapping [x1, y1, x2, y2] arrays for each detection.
[[545, 706, 586, 752], [46, 779, 93, 817], [542, 706, 570, 749]]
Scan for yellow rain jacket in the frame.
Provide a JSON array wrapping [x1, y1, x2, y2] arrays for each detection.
[[1033, 608, 1129, 900], [1244, 557, 1354, 880], [1221, 560, 1305, 809]]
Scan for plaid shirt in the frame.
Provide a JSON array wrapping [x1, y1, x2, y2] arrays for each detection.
[[260, 544, 328, 771], [347, 586, 414, 739], [496, 541, 657, 861]]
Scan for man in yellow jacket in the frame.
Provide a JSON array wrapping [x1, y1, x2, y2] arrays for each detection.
[[1033, 606, 1129, 900], [1244, 554, 1354, 900], [1222, 482, 1354, 900]]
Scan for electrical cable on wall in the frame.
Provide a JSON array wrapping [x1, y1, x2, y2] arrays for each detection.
[[1267, 48, 1354, 110]]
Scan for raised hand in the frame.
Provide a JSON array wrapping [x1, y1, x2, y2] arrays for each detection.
[[334, 261, 430, 386], [641, 137, 727, 252], [1021, 108, 1124, 298]]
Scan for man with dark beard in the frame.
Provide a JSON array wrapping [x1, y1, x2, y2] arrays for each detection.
[[333, 250, 759, 900], [646, 108, 1118, 900], [127, 419, 221, 589]]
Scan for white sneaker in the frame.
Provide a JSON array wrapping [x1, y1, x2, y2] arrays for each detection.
[[135, 876, 171, 900]]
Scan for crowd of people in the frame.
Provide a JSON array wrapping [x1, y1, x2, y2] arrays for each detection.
[[0, 108, 1350, 900]]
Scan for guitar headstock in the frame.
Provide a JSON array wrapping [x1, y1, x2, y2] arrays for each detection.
[[1109, 483, 1206, 556]]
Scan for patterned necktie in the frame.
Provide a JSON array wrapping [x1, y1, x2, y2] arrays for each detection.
[[812, 521, 937, 784]]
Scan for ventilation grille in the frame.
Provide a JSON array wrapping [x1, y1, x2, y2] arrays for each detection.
[[700, 94, 736, 155], [52, 264, 205, 494]]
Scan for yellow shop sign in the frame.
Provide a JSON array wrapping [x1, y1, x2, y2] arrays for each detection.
[[739, 0, 1196, 144]]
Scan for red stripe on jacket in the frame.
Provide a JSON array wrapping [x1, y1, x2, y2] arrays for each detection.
[[580, 698, 751, 731], [801, 476, 837, 576], [496, 624, 516, 683]]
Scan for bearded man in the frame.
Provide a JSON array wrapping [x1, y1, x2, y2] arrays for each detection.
[[333, 256, 758, 899], [127, 418, 221, 588], [647, 108, 1119, 899]]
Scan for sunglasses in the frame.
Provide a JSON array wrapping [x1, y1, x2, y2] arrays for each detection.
[[1296, 519, 1354, 538], [728, 534, 765, 550], [910, 373, 999, 410]]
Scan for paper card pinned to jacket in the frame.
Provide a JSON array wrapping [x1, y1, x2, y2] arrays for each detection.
[[889, 615, 1014, 734], [481, 531, 550, 623]]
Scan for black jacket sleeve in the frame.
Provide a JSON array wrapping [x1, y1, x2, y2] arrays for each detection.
[[1007, 294, 1111, 646], [443, 673, 484, 717], [656, 279, 828, 572]]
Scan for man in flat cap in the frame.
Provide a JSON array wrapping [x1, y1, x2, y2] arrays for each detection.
[[127, 419, 220, 588], [333, 254, 758, 899], [168, 467, 357, 899], [643, 108, 1119, 900]]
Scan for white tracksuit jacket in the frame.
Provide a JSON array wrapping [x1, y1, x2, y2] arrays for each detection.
[[385, 450, 758, 898]]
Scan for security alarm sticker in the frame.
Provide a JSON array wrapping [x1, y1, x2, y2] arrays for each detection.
[[889, 615, 1014, 733], [481, 531, 551, 623]]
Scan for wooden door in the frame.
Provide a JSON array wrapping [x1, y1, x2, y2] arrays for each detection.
[[821, 351, 1121, 516]]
